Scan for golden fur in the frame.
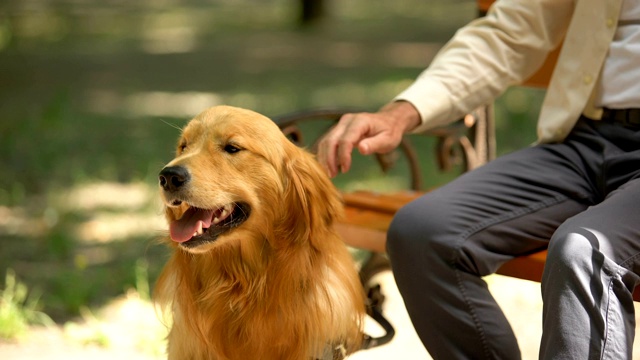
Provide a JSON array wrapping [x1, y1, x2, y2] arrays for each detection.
[[155, 106, 364, 359]]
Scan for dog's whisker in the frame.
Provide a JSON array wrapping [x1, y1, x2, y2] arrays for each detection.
[[235, 202, 249, 218], [159, 118, 183, 132], [229, 202, 243, 225]]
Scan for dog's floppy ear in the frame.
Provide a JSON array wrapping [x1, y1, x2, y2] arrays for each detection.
[[280, 143, 343, 245]]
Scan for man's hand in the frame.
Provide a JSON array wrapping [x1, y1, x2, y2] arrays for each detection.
[[317, 101, 421, 178]]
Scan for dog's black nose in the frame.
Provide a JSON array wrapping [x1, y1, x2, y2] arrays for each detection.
[[159, 166, 190, 192]]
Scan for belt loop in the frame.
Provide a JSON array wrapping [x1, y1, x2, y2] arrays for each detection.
[[631, 109, 640, 126], [601, 108, 640, 127]]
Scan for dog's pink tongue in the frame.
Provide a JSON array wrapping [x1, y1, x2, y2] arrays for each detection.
[[169, 207, 214, 243]]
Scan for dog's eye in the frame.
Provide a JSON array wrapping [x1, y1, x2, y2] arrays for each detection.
[[178, 143, 187, 153], [224, 144, 241, 154]]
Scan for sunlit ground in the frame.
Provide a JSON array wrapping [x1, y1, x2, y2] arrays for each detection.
[[0, 291, 167, 359]]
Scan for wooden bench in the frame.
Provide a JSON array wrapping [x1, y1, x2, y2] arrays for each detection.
[[337, 190, 640, 302], [337, 190, 548, 282]]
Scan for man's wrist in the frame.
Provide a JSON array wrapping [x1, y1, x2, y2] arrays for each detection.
[[380, 101, 421, 133]]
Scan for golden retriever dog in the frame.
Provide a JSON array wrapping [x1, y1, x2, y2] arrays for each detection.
[[154, 106, 365, 360]]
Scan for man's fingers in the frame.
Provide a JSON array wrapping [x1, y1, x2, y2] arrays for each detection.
[[317, 104, 415, 176], [336, 115, 373, 173], [337, 137, 355, 174], [317, 133, 339, 177], [317, 116, 352, 177], [317, 112, 382, 176], [358, 132, 397, 155]]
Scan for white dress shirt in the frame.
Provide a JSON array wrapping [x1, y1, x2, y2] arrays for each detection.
[[596, 0, 640, 109]]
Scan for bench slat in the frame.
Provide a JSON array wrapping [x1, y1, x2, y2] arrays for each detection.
[[339, 191, 640, 302]]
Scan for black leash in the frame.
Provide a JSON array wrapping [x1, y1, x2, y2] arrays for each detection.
[[361, 283, 396, 349], [358, 252, 396, 350]]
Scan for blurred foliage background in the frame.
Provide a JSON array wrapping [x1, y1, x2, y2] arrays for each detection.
[[0, 0, 544, 338]]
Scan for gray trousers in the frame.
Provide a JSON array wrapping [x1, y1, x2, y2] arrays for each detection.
[[387, 117, 640, 359]]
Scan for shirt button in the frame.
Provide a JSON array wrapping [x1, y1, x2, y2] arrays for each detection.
[[606, 18, 615, 28], [583, 75, 593, 85]]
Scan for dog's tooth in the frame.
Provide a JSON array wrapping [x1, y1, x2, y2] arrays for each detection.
[[212, 204, 234, 225], [221, 204, 232, 218], [215, 213, 227, 224], [195, 221, 204, 235]]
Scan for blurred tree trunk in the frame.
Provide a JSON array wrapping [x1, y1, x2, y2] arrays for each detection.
[[300, 0, 325, 26]]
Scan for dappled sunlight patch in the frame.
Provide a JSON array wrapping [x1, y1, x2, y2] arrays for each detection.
[[53, 181, 165, 243], [63, 290, 167, 357], [0, 206, 50, 238], [126, 91, 223, 119], [86, 88, 299, 120], [56, 182, 156, 241], [310, 79, 414, 109], [141, 25, 196, 54], [85, 90, 223, 119], [73, 212, 164, 243], [85, 79, 415, 120], [60, 182, 155, 212]]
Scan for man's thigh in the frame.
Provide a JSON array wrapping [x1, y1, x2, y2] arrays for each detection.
[[399, 141, 595, 274]]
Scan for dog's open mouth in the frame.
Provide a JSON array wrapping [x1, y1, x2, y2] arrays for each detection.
[[169, 202, 251, 248]]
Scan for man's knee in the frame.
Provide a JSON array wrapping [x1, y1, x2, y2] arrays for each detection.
[[387, 197, 454, 265], [546, 219, 607, 272], [542, 218, 613, 300]]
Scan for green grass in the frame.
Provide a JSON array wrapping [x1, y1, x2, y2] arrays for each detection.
[[0, 269, 54, 340]]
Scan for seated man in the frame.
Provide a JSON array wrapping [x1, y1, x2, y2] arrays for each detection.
[[318, 0, 640, 358]]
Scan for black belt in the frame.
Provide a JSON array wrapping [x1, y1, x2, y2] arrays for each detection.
[[601, 108, 640, 128]]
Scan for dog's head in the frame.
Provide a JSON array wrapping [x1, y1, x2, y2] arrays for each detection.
[[159, 106, 342, 254]]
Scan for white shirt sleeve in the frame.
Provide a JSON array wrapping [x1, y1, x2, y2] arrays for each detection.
[[395, 0, 576, 133]]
